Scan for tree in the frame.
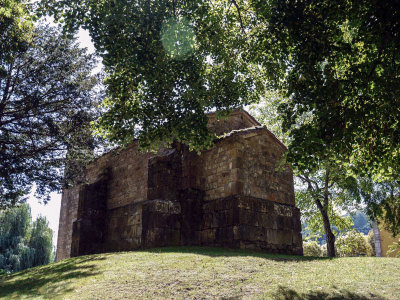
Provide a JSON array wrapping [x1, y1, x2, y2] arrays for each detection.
[[0, 20, 102, 207], [252, 95, 358, 257], [296, 167, 358, 257], [336, 229, 372, 257], [28, 216, 52, 267], [0, 0, 33, 69], [39, 0, 264, 152], [367, 230, 376, 256], [302, 240, 323, 257], [0, 203, 53, 273], [387, 238, 400, 258], [251, 0, 400, 180], [358, 178, 400, 236]]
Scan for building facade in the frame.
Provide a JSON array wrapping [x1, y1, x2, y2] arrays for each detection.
[[56, 110, 303, 261]]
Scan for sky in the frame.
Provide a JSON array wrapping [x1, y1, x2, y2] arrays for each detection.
[[27, 28, 99, 248]]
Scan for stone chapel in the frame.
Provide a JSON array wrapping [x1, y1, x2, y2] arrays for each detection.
[[56, 110, 302, 261]]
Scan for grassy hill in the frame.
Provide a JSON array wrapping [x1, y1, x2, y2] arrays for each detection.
[[0, 247, 399, 299]]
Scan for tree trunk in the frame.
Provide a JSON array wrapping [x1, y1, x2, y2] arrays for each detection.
[[314, 197, 336, 257], [321, 208, 336, 257], [301, 170, 336, 257], [322, 168, 336, 257]]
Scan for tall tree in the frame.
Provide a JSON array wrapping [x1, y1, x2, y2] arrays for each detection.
[[39, 0, 263, 151], [0, 0, 33, 69], [40, 0, 400, 176], [252, 96, 357, 257], [358, 178, 400, 236], [28, 216, 53, 267], [251, 0, 400, 180], [0, 21, 102, 207], [0, 203, 53, 273], [296, 166, 358, 257]]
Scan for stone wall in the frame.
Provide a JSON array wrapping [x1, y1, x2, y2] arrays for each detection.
[[86, 142, 154, 210], [193, 127, 293, 205], [56, 110, 302, 261], [207, 110, 260, 136], [194, 137, 242, 201], [239, 130, 295, 205], [201, 196, 302, 254], [56, 186, 80, 261]]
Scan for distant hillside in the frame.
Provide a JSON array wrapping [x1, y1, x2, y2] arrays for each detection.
[[302, 210, 372, 244], [0, 247, 399, 299]]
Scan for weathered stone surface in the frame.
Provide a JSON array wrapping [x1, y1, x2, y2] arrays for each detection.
[[56, 110, 303, 261]]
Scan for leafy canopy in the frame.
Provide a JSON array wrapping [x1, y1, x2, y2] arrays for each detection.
[[40, 0, 400, 179], [0, 203, 53, 273], [39, 0, 264, 151], [252, 0, 400, 179], [0, 20, 102, 207]]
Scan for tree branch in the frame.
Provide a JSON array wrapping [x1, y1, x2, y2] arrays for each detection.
[[231, 0, 245, 33]]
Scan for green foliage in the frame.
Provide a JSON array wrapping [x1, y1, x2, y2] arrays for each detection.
[[39, 0, 264, 152], [0, 0, 33, 65], [252, 0, 400, 180], [367, 230, 376, 257], [387, 239, 400, 258], [358, 178, 400, 236], [250, 90, 291, 146], [302, 241, 322, 257], [295, 171, 356, 238], [0, 203, 53, 273], [28, 217, 53, 267], [336, 230, 372, 257], [0, 18, 103, 206]]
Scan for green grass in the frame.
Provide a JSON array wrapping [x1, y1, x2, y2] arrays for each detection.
[[0, 247, 399, 299]]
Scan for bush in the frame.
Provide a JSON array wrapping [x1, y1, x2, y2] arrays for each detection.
[[303, 241, 323, 257], [0, 204, 53, 273], [367, 230, 376, 256], [321, 244, 327, 257], [388, 239, 400, 257], [336, 230, 372, 257]]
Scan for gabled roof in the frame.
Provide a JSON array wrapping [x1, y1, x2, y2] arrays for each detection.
[[208, 109, 287, 150], [206, 109, 261, 127]]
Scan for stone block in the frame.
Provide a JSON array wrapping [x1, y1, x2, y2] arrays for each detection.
[[56, 111, 303, 261]]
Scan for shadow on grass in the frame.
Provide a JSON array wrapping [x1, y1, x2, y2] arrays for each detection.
[[146, 246, 331, 262], [0, 254, 108, 299], [271, 286, 386, 300]]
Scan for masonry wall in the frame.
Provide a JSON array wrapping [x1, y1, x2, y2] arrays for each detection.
[[56, 111, 303, 261], [85, 142, 154, 210], [207, 110, 259, 136], [194, 129, 301, 254], [56, 186, 80, 261], [194, 137, 243, 201], [200, 196, 302, 254], [239, 131, 295, 205]]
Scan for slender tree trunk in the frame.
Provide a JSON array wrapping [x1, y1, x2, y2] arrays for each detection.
[[317, 169, 336, 257], [314, 198, 336, 257], [301, 170, 337, 257], [321, 207, 336, 257]]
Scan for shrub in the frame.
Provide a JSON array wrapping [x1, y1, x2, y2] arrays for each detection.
[[387, 239, 400, 258], [303, 241, 323, 257], [367, 230, 376, 256], [0, 204, 53, 273], [336, 230, 372, 257]]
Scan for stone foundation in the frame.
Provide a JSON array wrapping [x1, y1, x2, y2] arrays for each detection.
[[56, 110, 303, 261]]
